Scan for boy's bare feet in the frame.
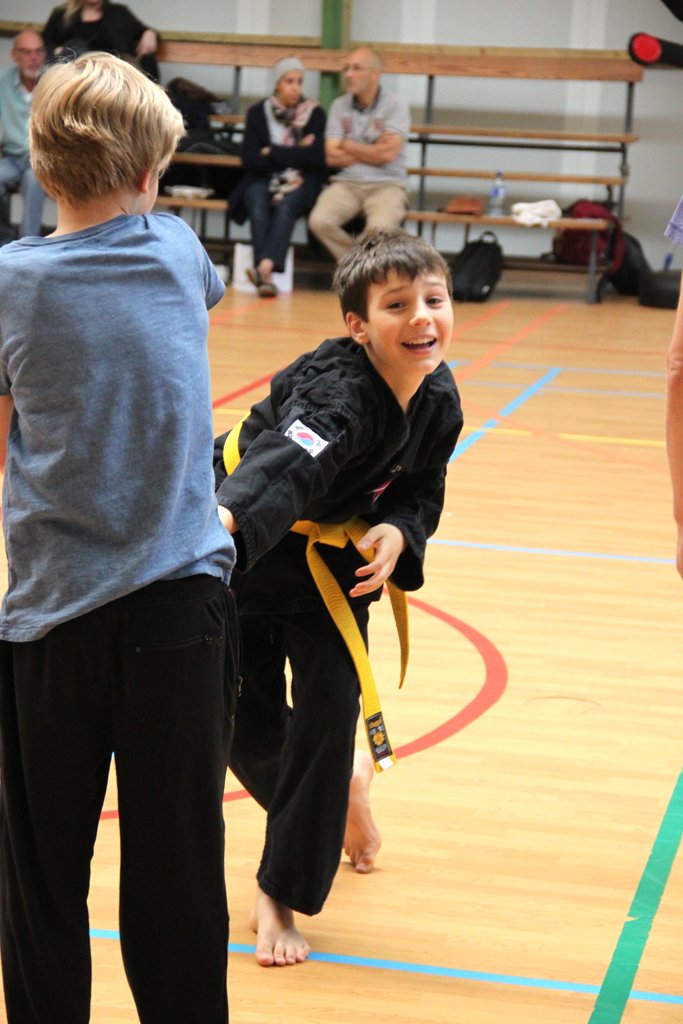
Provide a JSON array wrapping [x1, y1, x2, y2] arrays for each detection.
[[250, 887, 311, 967], [343, 749, 382, 873]]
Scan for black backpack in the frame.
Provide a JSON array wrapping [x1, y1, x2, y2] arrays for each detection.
[[451, 231, 504, 302], [604, 232, 651, 296]]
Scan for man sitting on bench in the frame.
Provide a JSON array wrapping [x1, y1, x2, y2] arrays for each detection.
[[308, 46, 410, 260]]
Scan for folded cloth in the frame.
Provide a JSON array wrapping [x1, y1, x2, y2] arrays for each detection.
[[511, 200, 562, 226]]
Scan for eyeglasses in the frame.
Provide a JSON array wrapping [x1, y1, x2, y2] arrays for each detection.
[[15, 48, 45, 56]]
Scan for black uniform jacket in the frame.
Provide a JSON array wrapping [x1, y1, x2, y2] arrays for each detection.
[[43, 3, 150, 57], [214, 336, 463, 615]]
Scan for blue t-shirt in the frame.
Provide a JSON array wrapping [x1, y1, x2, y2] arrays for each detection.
[[0, 212, 235, 640]]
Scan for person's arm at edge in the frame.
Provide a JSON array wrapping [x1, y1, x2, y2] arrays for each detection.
[[0, 394, 14, 473], [666, 277, 683, 577]]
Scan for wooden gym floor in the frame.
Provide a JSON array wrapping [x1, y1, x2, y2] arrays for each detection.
[[0, 268, 681, 1023]]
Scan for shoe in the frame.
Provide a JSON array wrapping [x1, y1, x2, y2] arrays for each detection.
[[246, 267, 261, 289], [257, 280, 278, 298]]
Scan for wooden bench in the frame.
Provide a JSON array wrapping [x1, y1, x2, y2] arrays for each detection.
[[154, 151, 240, 250], [403, 211, 611, 302], [149, 37, 640, 298], [1, 24, 641, 298], [157, 141, 617, 300]]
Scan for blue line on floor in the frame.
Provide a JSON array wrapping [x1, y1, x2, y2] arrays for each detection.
[[87, 929, 683, 1003], [497, 367, 563, 417], [449, 359, 664, 379], [462, 381, 662, 398], [449, 368, 561, 461], [428, 538, 673, 565]]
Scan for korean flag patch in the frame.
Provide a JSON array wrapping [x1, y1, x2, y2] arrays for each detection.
[[284, 419, 330, 457]]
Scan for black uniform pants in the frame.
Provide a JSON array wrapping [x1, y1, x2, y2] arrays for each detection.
[[0, 575, 238, 1024], [229, 604, 367, 916]]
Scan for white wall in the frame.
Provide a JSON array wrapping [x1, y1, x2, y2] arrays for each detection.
[[3, 0, 683, 266]]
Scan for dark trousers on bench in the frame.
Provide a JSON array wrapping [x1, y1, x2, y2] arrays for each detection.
[[244, 176, 320, 273]]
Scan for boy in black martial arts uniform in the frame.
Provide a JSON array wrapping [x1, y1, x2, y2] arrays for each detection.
[[215, 228, 463, 968]]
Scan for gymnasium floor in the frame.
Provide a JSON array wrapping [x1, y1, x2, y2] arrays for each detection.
[[1, 269, 682, 1022]]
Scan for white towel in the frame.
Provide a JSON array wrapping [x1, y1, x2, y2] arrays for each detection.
[[511, 200, 562, 226]]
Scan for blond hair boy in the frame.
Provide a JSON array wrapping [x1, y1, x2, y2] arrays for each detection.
[[0, 53, 237, 1022]]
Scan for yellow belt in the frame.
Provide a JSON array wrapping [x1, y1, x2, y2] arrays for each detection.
[[222, 421, 409, 772]]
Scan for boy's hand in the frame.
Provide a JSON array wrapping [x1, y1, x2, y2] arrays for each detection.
[[349, 523, 406, 597], [217, 505, 237, 534]]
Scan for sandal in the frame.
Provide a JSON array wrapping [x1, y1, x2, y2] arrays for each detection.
[[246, 267, 262, 289]]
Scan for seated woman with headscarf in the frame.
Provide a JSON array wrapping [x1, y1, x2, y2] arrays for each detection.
[[229, 57, 327, 297], [43, 0, 159, 79]]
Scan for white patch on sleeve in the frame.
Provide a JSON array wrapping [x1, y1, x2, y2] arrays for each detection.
[[284, 419, 330, 457]]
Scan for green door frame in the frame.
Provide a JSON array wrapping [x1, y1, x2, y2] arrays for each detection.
[[320, 0, 350, 109]]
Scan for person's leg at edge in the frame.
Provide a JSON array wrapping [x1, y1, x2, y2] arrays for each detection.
[[251, 608, 365, 967], [114, 577, 237, 1023], [308, 180, 364, 261], [0, 619, 114, 1023]]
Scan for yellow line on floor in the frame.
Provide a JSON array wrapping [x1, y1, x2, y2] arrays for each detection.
[[460, 424, 664, 447]]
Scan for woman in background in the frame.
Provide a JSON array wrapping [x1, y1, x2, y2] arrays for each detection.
[[229, 57, 327, 297], [43, 0, 159, 78]]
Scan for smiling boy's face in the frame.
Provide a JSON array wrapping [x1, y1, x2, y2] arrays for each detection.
[[345, 270, 453, 409]]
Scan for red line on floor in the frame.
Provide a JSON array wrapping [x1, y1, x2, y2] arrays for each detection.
[[100, 598, 506, 817], [457, 303, 567, 382]]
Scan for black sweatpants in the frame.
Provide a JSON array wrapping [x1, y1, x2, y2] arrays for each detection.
[[228, 604, 368, 916], [0, 575, 238, 1024]]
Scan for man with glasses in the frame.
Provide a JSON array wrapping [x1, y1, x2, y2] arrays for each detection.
[[0, 31, 47, 244], [308, 46, 410, 260]]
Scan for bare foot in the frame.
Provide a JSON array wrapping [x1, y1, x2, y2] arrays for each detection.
[[343, 749, 382, 873], [249, 887, 311, 967]]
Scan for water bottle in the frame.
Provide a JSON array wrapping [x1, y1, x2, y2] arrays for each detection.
[[488, 171, 506, 215]]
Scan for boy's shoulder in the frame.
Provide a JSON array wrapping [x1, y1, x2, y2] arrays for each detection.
[[0, 212, 198, 262], [276, 337, 458, 408], [427, 359, 460, 400], [279, 335, 364, 376], [275, 336, 387, 399], [0, 213, 219, 307]]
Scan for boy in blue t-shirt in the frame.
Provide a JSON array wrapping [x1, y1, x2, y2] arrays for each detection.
[[0, 53, 236, 1023]]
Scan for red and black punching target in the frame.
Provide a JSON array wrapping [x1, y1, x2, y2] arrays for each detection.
[[629, 33, 683, 68]]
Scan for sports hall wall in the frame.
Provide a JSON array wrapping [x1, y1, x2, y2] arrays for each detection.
[[3, 0, 683, 269]]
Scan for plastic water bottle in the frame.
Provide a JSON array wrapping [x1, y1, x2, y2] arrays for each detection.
[[488, 171, 506, 215]]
